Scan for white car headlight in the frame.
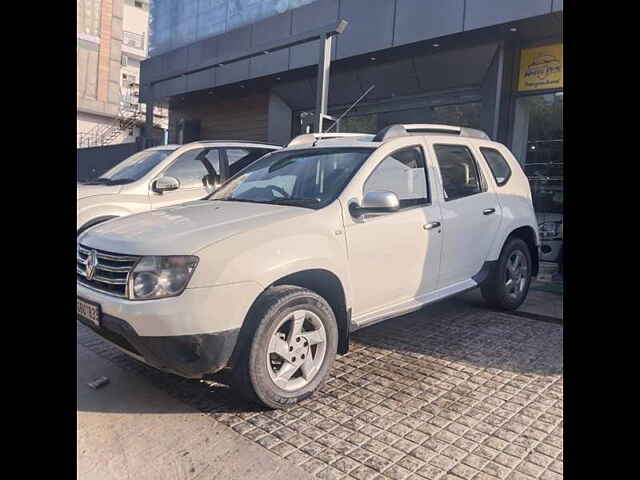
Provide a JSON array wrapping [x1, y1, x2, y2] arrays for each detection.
[[128, 256, 199, 300]]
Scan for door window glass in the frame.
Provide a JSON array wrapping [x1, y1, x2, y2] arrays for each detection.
[[364, 146, 429, 207], [480, 147, 512, 186], [164, 149, 208, 189], [434, 145, 483, 201], [226, 148, 274, 176], [203, 148, 221, 175]]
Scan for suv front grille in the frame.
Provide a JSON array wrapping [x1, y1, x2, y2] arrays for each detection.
[[77, 244, 140, 298]]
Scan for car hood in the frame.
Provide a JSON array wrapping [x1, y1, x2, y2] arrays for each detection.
[[77, 183, 122, 200], [78, 200, 312, 255]]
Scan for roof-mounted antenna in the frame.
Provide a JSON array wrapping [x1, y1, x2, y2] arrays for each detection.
[[324, 85, 375, 133]]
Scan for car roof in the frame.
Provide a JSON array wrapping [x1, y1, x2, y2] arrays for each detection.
[[147, 144, 181, 151], [183, 140, 281, 148], [282, 124, 506, 151]]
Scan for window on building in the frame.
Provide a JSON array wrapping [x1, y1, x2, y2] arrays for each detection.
[[364, 146, 429, 208], [77, 0, 101, 37], [434, 145, 484, 201], [480, 148, 512, 186]]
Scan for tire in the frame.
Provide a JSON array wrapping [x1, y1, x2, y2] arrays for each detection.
[[232, 285, 338, 409], [480, 238, 532, 310]]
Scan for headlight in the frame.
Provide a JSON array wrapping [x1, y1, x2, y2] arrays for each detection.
[[539, 221, 562, 240], [128, 256, 199, 300]]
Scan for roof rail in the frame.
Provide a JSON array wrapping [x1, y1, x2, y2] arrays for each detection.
[[287, 132, 375, 147], [373, 124, 490, 142], [189, 139, 282, 146]]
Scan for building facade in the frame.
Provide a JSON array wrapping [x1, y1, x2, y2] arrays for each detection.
[[140, 0, 563, 269], [77, 0, 167, 148]]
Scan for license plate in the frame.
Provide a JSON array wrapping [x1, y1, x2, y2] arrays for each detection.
[[77, 297, 101, 328]]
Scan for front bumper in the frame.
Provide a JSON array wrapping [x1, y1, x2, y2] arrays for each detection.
[[76, 281, 262, 378], [77, 312, 239, 378]]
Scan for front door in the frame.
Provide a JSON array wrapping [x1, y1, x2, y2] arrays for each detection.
[[344, 144, 443, 321], [150, 148, 219, 210], [428, 141, 502, 287]]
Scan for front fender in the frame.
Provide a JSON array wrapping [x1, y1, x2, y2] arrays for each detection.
[[76, 195, 146, 231], [189, 204, 351, 325]]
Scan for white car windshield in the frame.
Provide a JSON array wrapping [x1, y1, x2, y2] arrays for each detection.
[[210, 148, 373, 209], [81, 149, 176, 185]]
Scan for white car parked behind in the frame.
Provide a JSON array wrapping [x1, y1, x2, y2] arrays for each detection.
[[77, 141, 280, 234]]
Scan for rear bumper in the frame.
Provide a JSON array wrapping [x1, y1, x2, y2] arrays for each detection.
[[77, 313, 239, 379]]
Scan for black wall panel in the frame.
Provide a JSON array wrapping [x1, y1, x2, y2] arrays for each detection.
[[289, 0, 338, 69], [464, 0, 553, 31], [393, 0, 464, 46], [336, 0, 394, 59]]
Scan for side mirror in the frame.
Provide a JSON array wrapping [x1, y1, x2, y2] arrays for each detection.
[[350, 191, 400, 218], [152, 175, 180, 193]]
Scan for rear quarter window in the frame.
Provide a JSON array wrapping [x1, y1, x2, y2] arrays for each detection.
[[480, 147, 512, 186]]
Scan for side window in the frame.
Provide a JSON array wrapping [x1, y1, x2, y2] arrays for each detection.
[[480, 147, 512, 186], [364, 146, 429, 207], [203, 148, 221, 176], [227, 148, 273, 176], [163, 149, 209, 189], [434, 144, 484, 201]]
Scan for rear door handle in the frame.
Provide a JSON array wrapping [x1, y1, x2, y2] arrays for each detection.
[[483, 208, 496, 215], [424, 221, 441, 230]]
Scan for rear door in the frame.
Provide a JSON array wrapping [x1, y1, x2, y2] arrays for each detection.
[[427, 140, 502, 287]]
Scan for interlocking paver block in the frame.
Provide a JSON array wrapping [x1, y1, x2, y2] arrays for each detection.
[[77, 297, 562, 480]]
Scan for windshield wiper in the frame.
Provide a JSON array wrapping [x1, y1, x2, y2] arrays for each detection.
[[80, 177, 112, 185]]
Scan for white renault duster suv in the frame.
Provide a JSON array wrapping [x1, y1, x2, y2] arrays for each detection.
[[77, 124, 539, 408], [77, 141, 280, 235]]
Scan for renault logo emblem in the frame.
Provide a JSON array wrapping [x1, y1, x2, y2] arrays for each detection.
[[86, 250, 98, 281]]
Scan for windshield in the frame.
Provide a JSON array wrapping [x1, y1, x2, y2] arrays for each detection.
[[210, 148, 373, 209], [81, 149, 176, 185]]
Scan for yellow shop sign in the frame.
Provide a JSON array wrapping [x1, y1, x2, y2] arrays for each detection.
[[518, 44, 563, 92]]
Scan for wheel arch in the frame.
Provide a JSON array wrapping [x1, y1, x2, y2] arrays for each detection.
[[271, 269, 350, 355], [505, 226, 539, 277], [77, 215, 119, 236], [230, 268, 351, 369]]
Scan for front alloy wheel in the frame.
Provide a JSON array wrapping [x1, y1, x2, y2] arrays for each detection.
[[232, 285, 338, 409], [267, 310, 327, 391]]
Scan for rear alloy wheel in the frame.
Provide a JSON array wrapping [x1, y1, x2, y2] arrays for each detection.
[[481, 238, 532, 310], [505, 250, 529, 301], [232, 285, 337, 409]]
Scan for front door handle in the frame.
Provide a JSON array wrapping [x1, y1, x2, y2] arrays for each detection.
[[483, 208, 496, 215], [424, 221, 441, 230]]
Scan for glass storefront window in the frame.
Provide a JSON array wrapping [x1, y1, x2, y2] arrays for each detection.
[[513, 92, 563, 273], [294, 102, 482, 137]]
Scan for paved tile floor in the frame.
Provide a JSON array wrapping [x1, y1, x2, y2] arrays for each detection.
[[77, 296, 563, 480]]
